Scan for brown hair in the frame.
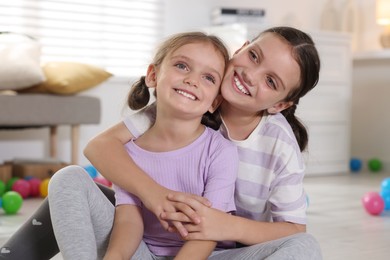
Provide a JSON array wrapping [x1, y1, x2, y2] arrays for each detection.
[[127, 31, 230, 130], [257, 27, 321, 151]]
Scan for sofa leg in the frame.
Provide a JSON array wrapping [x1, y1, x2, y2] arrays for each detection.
[[49, 126, 57, 159], [71, 125, 80, 165]]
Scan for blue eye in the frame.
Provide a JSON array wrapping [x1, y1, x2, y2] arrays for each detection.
[[205, 75, 216, 84], [175, 63, 188, 70], [266, 76, 276, 89], [249, 50, 258, 63]]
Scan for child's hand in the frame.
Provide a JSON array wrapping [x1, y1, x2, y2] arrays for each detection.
[[162, 193, 230, 241], [141, 185, 211, 238]]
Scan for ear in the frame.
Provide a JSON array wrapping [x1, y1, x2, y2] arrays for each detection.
[[145, 64, 157, 88], [233, 41, 250, 55], [267, 101, 293, 114], [208, 94, 223, 114]]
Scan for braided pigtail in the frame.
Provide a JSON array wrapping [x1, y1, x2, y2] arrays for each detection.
[[281, 103, 308, 152], [127, 76, 150, 110]]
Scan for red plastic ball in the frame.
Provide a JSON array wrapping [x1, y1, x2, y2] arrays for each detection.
[[12, 179, 31, 199], [362, 191, 385, 215], [93, 176, 112, 187], [28, 178, 42, 197]]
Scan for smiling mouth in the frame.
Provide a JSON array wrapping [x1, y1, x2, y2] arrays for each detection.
[[233, 75, 250, 95], [175, 89, 197, 100]]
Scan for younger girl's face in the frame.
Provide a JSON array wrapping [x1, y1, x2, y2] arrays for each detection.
[[150, 42, 225, 119], [221, 32, 301, 115]]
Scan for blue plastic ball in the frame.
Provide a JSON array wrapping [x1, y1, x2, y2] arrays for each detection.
[[381, 178, 390, 192], [350, 158, 362, 172], [83, 165, 98, 178], [380, 190, 390, 210]]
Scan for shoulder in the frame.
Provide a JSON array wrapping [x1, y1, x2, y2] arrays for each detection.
[[205, 127, 235, 148], [123, 103, 156, 138], [261, 113, 298, 146]]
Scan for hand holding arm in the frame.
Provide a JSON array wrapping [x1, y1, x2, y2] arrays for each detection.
[[164, 193, 306, 245]]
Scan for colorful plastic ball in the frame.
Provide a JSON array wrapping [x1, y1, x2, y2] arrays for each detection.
[[380, 190, 390, 210], [350, 158, 362, 172], [368, 158, 382, 172], [28, 178, 42, 197], [93, 176, 112, 187], [39, 178, 50, 198], [362, 191, 385, 215], [2, 191, 23, 214], [6, 177, 20, 191], [0, 180, 5, 197], [24, 176, 35, 181], [381, 178, 390, 192], [12, 179, 31, 199], [84, 165, 98, 179]]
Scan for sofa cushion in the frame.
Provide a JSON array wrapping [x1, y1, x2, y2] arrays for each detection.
[[0, 33, 45, 90], [18, 62, 113, 95]]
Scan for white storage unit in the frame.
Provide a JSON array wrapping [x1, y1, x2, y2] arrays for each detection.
[[204, 25, 352, 175]]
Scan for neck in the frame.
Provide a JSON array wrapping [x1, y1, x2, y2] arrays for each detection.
[[135, 111, 205, 152], [220, 101, 262, 140]]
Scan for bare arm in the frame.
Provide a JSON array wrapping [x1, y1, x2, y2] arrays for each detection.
[[174, 240, 217, 260], [163, 194, 306, 245], [84, 121, 209, 234], [104, 205, 143, 260]]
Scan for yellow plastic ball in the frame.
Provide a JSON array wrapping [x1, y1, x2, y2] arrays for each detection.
[[39, 178, 50, 197]]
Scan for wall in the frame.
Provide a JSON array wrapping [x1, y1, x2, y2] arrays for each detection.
[[0, 0, 384, 166], [351, 57, 390, 170]]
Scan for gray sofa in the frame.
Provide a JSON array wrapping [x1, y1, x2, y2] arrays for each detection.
[[0, 94, 100, 164]]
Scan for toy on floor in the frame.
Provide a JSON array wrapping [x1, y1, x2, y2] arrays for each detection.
[[350, 158, 362, 172], [6, 177, 20, 191], [362, 191, 384, 215], [93, 176, 112, 187], [0, 180, 5, 196], [28, 178, 42, 197], [2, 191, 23, 214], [84, 165, 98, 178], [11, 179, 31, 199], [368, 158, 382, 172], [380, 177, 390, 210], [39, 178, 50, 198]]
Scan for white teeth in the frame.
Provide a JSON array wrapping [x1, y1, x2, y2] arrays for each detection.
[[176, 89, 196, 100], [234, 77, 250, 95]]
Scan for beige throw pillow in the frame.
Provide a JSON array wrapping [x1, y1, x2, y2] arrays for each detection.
[[20, 62, 113, 95]]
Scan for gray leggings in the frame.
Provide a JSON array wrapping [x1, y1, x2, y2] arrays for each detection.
[[48, 165, 322, 260]]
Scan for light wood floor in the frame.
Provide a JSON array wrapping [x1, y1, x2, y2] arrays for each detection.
[[1, 171, 390, 260]]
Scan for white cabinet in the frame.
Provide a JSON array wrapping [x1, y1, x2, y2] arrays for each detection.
[[204, 25, 352, 175]]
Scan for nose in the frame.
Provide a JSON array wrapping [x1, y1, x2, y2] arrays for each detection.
[[184, 74, 198, 87], [242, 70, 254, 86]]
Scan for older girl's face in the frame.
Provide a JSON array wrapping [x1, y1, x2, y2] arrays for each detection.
[[221, 32, 301, 115]]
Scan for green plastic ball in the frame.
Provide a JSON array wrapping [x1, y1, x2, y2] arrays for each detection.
[[6, 177, 20, 191], [0, 180, 5, 196], [368, 158, 382, 172], [2, 191, 23, 214]]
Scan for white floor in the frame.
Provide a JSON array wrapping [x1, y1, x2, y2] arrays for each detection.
[[1, 171, 390, 260]]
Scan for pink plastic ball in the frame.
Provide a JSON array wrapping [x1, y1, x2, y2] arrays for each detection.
[[93, 176, 112, 187], [12, 179, 31, 199], [362, 191, 385, 215], [28, 178, 42, 197]]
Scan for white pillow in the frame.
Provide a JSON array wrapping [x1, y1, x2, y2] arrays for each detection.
[[0, 33, 46, 90]]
